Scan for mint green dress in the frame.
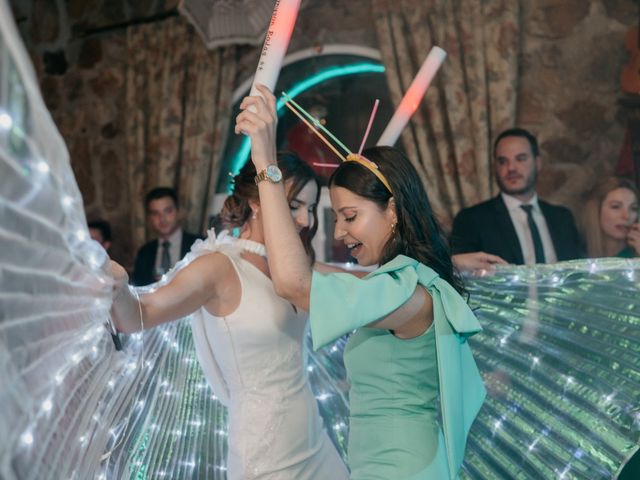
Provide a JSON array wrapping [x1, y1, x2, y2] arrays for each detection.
[[310, 255, 486, 480]]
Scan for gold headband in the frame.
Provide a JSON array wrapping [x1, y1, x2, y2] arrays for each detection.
[[345, 153, 393, 193], [282, 92, 393, 194]]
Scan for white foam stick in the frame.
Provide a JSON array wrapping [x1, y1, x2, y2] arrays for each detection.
[[377, 46, 447, 146], [248, 0, 301, 107]]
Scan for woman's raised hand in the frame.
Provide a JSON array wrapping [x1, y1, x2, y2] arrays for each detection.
[[235, 84, 278, 170], [627, 223, 640, 256]]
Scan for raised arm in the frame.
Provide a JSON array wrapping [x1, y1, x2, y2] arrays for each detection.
[[110, 253, 235, 333], [235, 85, 312, 311]]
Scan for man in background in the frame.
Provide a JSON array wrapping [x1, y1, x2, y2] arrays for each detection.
[[88, 219, 112, 253], [451, 128, 581, 270], [131, 187, 201, 286]]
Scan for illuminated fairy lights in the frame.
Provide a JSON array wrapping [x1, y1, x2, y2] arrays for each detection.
[[0, 109, 13, 130]]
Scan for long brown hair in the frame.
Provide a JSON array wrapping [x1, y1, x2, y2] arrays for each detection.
[[329, 146, 465, 295], [219, 152, 320, 261], [580, 176, 639, 257]]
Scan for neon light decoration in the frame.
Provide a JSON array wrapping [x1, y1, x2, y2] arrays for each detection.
[[228, 62, 385, 190]]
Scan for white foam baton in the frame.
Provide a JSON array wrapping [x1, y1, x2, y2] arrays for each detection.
[[377, 46, 447, 146], [248, 0, 301, 108]]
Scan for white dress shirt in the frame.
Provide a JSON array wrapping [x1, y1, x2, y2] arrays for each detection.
[[154, 227, 183, 274], [501, 193, 557, 265]]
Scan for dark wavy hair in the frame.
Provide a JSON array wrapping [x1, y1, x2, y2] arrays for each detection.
[[219, 152, 320, 262], [329, 146, 465, 294]]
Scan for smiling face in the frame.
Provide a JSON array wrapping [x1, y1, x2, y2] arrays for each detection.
[[287, 179, 318, 233], [248, 179, 318, 242], [599, 187, 639, 241], [330, 185, 397, 266], [494, 135, 540, 199]]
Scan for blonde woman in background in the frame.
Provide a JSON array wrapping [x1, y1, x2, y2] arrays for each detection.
[[580, 176, 639, 258]]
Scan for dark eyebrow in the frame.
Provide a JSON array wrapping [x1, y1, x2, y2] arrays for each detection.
[[290, 197, 306, 205]]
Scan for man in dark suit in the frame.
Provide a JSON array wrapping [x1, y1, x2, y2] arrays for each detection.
[[451, 128, 581, 269], [131, 187, 202, 286]]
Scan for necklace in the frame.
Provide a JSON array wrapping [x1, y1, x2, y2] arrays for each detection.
[[234, 237, 267, 257]]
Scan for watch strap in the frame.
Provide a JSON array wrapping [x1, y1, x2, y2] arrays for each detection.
[[254, 169, 268, 185]]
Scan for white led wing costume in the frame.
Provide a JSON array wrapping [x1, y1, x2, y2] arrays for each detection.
[[0, 0, 122, 477]]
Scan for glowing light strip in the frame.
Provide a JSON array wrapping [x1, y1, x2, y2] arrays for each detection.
[[357, 99, 379, 155], [282, 92, 351, 155], [283, 101, 348, 162], [227, 62, 385, 190], [281, 94, 393, 193]]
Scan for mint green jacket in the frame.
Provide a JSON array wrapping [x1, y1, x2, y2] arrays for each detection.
[[310, 255, 486, 479]]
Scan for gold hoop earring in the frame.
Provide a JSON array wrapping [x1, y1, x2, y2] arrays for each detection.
[[391, 222, 397, 234]]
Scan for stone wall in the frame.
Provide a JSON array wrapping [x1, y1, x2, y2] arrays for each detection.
[[8, 0, 638, 265], [9, 0, 181, 265], [518, 0, 637, 212]]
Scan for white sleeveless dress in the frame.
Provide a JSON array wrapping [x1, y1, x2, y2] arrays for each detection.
[[189, 232, 348, 480]]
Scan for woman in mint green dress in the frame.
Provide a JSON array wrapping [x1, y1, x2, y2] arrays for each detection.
[[236, 85, 486, 479]]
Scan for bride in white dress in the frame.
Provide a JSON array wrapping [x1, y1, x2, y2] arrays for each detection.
[[110, 154, 348, 480]]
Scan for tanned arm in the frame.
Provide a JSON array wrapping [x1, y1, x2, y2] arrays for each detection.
[[110, 253, 235, 333]]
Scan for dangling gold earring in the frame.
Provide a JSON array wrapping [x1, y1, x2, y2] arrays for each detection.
[[252, 210, 258, 220], [391, 221, 397, 235]]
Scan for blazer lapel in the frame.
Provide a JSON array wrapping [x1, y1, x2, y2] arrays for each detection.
[[492, 196, 524, 264], [147, 238, 160, 272], [539, 202, 564, 258], [143, 239, 159, 285], [180, 232, 189, 257]]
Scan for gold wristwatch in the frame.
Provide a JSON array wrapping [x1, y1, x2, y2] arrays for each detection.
[[254, 164, 283, 185]]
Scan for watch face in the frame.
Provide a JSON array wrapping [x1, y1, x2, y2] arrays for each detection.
[[266, 164, 283, 182]]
